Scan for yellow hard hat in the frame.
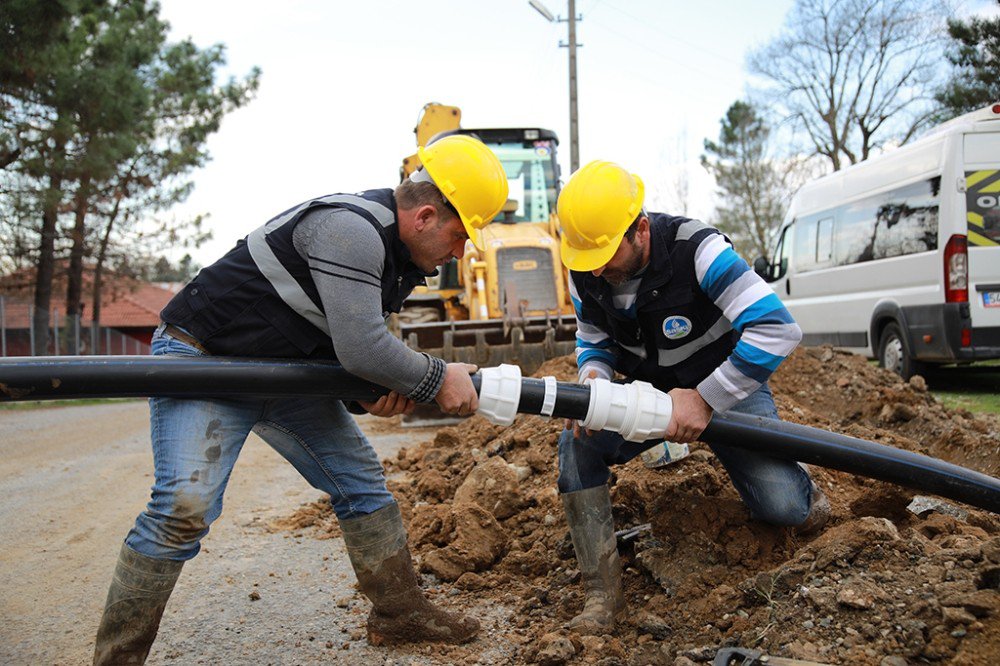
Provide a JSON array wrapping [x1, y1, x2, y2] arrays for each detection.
[[557, 160, 645, 272], [417, 134, 509, 251]]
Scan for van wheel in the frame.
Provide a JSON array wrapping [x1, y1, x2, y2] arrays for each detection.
[[878, 322, 925, 380]]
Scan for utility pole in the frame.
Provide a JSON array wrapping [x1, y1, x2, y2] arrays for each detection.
[[564, 0, 580, 172], [529, 0, 582, 172]]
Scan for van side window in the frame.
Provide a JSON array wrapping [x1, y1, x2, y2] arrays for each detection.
[[871, 179, 939, 260], [817, 217, 833, 263], [760, 225, 790, 282], [770, 225, 790, 281], [793, 219, 818, 272], [794, 176, 941, 273], [792, 214, 835, 272], [776, 225, 790, 279]]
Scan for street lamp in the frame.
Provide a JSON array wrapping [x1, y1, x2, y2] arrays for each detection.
[[529, 0, 581, 173], [528, 0, 555, 22]]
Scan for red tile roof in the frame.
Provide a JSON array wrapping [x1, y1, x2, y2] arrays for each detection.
[[0, 266, 181, 329]]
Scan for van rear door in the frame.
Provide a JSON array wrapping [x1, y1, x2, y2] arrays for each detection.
[[963, 132, 1000, 331]]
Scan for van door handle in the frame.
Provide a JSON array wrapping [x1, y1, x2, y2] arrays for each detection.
[[785, 279, 791, 296]]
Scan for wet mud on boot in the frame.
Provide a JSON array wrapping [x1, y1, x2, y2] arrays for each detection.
[[795, 481, 831, 536], [93, 543, 183, 665], [340, 502, 479, 646], [561, 485, 626, 635]]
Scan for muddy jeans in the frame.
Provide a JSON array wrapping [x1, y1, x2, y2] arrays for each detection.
[[124, 326, 394, 561], [557, 383, 813, 526]]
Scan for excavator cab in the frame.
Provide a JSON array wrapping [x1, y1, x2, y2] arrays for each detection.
[[452, 128, 561, 227], [397, 106, 576, 375]]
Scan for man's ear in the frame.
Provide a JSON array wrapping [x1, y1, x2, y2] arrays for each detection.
[[413, 204, 438, 231], [637, 216, 651, 241]]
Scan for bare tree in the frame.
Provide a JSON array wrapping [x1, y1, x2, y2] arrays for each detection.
[[749, 0, 949, 171]]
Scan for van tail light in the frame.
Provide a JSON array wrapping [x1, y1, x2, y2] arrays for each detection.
[[944, 234, 968, 303]]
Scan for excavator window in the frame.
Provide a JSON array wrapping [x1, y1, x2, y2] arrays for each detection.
[[491, 142, 558, 224]]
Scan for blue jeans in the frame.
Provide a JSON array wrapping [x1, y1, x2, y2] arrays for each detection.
[[125, 326, 394, 561], [557, 383, 813, 526]]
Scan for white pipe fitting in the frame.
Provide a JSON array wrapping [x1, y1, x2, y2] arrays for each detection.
[[476, 364, 522, 426], [476, 366, 673, 442], [581, 378, 673, 442]]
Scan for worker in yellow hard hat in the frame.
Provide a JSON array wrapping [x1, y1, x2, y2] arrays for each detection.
[[93, 134, 508, 663], [554, 160, 827, 635]]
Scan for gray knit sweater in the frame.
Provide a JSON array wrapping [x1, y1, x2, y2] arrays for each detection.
[[291, 206, 446, 401]]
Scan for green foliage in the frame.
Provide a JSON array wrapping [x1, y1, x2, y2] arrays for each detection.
[[701, 101, 790, 261], [126, 253, 200, 283], [936, 3, 1000, 118], [0, 0, 259, 340]]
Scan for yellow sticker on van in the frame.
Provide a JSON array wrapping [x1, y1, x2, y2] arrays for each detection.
[[966, 170, 1000, 246]]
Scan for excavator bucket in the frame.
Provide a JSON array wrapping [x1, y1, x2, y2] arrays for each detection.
[[396, 316, 577, 426], [400, 316, 577, 375]]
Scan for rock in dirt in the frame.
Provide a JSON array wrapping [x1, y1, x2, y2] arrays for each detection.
[[907, 495, 970, 521], [534, 632, 575, 665], [411, 502, 508, 582], [453, 456, 526, 519]]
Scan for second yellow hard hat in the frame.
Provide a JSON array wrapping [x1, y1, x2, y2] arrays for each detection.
[[557, 160, 645, 272]]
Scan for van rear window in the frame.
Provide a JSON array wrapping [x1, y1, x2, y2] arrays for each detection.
[[966, 170, 1000, 246]]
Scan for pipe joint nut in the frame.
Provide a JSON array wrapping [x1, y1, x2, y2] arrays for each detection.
[[582, 378, 672, 442], [477, 364, 522, 426]]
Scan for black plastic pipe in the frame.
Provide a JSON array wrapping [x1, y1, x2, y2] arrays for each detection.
[[2, 355, 999, 514], [0, 356, 388, 403], [506, 372, 1000, 512], [702, 412, 1000, 514]]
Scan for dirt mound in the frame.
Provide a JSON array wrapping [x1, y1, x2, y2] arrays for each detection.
[[288, 348, 1000, 664]]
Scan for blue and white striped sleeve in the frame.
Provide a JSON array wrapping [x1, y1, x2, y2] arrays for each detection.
[[569, 276, 616, 382], [693, 233, 802, 412]]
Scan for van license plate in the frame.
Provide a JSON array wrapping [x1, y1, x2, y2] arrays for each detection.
[[984, 291, 1000, 308]]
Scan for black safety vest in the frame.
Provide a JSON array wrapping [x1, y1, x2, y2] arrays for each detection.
[[160, 189, 430, 359], [571, 213, 738, 392]]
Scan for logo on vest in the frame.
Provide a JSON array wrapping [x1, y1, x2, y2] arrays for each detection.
[[662, 315, 692, 340]]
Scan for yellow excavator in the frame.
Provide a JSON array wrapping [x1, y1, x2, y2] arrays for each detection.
[[397, 103, 576, 373]]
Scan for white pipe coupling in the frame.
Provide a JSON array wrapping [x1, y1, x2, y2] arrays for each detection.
[[581, 378, 673, 442], [540, 376, 558, 417], [476, 364, 522, 426]]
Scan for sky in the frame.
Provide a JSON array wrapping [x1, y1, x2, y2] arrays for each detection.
[[154, 0, 798, 264], [152, 0, 987, 266]]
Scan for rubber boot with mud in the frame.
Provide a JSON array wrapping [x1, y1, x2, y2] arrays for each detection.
[[340, 502, 479, 646], [795, 481, 831, 536], [93, 543, 183, 665], [561, 485, 625, 635]]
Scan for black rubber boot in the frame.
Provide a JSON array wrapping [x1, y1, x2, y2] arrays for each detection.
[[561, 485, 626, 635], [340, 502, 479, 646], [93, 543, 183, 665]]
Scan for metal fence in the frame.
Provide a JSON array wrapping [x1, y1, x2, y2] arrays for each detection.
[[0, 296, 151, 357]]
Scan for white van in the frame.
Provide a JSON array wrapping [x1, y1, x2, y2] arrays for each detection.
[[754, 105, 1000, 378]]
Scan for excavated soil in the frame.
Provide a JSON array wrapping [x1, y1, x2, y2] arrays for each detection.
[[283, 347, 1000, 665]]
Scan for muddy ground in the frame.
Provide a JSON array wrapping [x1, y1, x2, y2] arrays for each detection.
[[283, 347, 1000, 665]]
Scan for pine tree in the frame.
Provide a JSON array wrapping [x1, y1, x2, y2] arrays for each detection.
[[936, 3, 1000, 118], [701, 102, 791, 261]]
